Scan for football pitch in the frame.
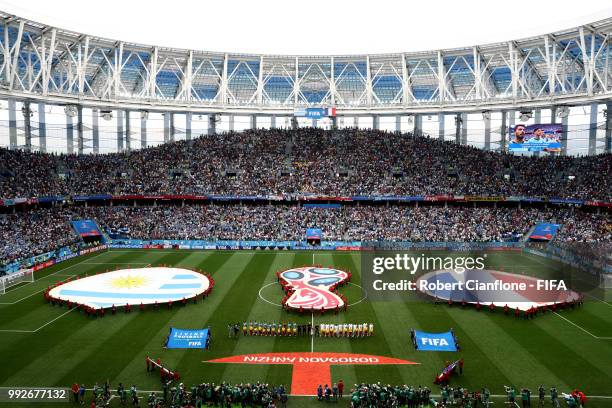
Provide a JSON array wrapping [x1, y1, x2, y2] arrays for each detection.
[[0, 249, 611, 407]]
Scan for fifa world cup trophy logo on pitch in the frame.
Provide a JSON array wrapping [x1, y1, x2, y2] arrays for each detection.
[[279, 267, 349, 310]]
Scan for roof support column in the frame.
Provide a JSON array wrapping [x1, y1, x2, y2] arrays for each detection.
[[77, 105, 84, 155], [208, 114, 216, 135], [92, 110, 99, 154], [484, 113, 491, 151], [501, 111, 508, 152], [37, 102, 46, 153], [413, 114, 422, 137], [164, 112, 175, 141], [185, 112, 192, 141], [140, 113, 147, 149], [117, 110, 124, 152], [8, 98, 17, 149], [125, 110, 131, 152], [460, 113, 467, 145], [587, 103, 598, 155], [438, 113, 444, 141], [23, 101, 32, 151], [66, 110, 74, 154]]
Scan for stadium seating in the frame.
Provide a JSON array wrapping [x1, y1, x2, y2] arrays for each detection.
[[0, 128, 609, 200], [0, 129, 610, 269], [1, 204, 610, 268]]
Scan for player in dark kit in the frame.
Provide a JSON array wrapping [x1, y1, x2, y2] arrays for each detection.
[[538, 385, 545, 406]]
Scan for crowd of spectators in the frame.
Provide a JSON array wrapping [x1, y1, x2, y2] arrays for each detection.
[[0, 208, 79, 265], [1, 128, 610, 200], [79, 204, 611, 244], [1, 203, 609, 267]]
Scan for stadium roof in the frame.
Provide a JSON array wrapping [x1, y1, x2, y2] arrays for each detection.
[[0, 8, 611, 114]]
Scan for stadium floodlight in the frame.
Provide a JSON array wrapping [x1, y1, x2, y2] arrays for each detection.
[[0, 269, 34, 295], [140, 110, 149, 120], [519, 111, 532, 121], [64, 105, 78, 117], [100, 110, 113, 121], [557, 106, 570, 118], [482, 111, 491, 120]]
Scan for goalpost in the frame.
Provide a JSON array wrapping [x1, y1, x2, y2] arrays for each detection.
[[0, 268, 34, 295]]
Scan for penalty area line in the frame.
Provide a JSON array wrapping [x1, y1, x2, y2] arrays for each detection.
[[553, 312, 612, 340], [0, 308, 76, 333], [80, 262, 150, 265]]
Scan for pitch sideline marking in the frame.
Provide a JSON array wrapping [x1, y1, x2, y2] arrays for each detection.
[[553, 312, 612, 340], [0, 308, 76, 333], [0, 250, 111, 305]]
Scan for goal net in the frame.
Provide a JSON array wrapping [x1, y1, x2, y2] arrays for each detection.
[[602, 274, 612, 289], [0, 268, 34, 295]]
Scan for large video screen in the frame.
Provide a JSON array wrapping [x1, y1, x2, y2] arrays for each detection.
[[508, 123, 562, 152]]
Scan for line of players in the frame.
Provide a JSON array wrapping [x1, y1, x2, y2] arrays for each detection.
[[238, 322, 374, 337], [318, 323, 374, 338]]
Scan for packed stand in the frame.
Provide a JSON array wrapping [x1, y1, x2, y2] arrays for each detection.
[[68, 204, 561, 242], [1, 128, 610, 200], [0, 208, 78, 266], [1, 204, 610, 268]]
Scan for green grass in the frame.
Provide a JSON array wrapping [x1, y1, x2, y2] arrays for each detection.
[[0, 249, 611, 407]]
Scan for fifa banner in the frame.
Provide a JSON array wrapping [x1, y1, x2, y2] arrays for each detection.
[[529, 223, 561, 241], [509, 123, 562, 152], [294, 107, 336, 118], [413, 330, 458, 352], [166, 328, 210, 349]]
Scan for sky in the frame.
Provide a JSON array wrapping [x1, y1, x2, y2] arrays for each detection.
[[0, 0, 610, 55]]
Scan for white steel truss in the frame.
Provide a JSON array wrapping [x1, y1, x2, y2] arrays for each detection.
[[0, 12, 610, 115]]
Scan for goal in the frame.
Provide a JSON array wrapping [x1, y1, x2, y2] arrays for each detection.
[[0, 268, 34, 294]]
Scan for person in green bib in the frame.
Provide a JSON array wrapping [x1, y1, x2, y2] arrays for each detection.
[[505, 386, 516, 404]]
